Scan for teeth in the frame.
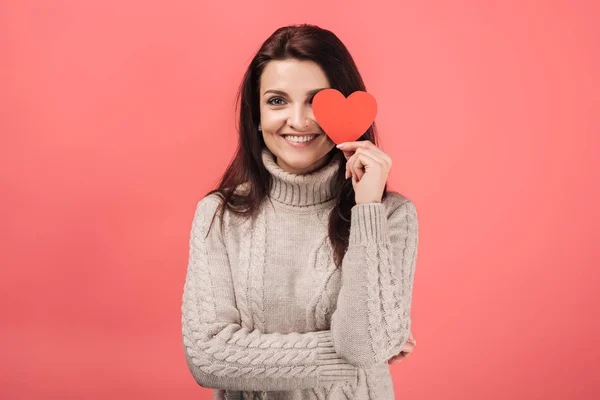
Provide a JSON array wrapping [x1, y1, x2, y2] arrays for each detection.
[[285, 135, 316, 143]]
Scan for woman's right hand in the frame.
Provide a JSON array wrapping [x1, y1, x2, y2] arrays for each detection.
[[388, 330, 416, 364]]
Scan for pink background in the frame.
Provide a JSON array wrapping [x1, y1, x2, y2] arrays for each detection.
[[1, 0, 598, 398]]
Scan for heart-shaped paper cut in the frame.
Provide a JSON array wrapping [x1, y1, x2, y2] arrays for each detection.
[[312, 89, 378, 144]]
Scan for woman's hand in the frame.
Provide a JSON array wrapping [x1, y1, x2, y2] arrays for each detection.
[[388, 330, 416, 364], [336, 140, 392, 205]]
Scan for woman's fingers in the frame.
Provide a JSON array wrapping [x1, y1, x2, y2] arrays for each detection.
[[345, 148, 382, 182], [389, 330, 417, 365], [351, 149, 380, 181], [388, 354, 402, 364], [388, 352, 407, 364], [347, 153, 365, 181], [340, 148, 354, 160], [345, 153, 364, 181], [343, 149, 355, 179], [338, 140, 393, 166], [402, 341, 415, 353], [388, 336, 417, 364]]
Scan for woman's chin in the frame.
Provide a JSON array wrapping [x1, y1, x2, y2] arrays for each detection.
[[277, 151, 330, 174]]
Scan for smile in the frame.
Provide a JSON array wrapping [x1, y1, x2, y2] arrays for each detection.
[[284, 135, 318, 143], [281, 134, 321, 148]]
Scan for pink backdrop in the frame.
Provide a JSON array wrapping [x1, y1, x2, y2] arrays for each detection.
[[1, 0, 598, 398]]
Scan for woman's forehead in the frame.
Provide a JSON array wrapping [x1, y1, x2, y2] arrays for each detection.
[[260, 59, 329, 92]]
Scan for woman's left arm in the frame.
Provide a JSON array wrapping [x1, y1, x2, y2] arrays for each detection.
[[331, 141, 419, 367], [331, 198, 418, 367]]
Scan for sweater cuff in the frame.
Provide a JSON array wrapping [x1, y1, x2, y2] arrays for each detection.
[[313, 331, 359, 384], [349, 203, 389, 245]]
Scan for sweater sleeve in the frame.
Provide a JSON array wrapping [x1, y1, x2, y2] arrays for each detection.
[[181, 195, 359, 391], [330, 197, 419, 367]]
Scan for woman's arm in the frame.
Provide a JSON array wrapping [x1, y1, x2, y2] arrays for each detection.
[[181, 195, 358, 391], [331, 195, 419, 367]]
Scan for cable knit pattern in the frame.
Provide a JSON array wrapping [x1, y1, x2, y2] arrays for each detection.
[[182, 147, 419, 399], [331, 201, 418, 368], [248, 210, 267, 332], [305, 235, 340, 331], [236, 216, 255, 331]]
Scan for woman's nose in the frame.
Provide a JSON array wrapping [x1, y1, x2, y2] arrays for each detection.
[[288, 105, 312, 130]]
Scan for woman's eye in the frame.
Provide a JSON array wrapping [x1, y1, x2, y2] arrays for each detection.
[[268, 97, 285, 105], [267, 97, 313, 105]]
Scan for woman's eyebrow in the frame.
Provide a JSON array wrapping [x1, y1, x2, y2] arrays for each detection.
[[263, 88, 328, 96]]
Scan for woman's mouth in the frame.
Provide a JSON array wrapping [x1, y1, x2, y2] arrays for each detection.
[[282, 134, 320, 148]]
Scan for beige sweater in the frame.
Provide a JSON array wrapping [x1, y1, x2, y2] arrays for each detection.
[[181, 147, 419, 399]]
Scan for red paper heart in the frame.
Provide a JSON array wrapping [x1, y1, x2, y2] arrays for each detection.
[[312, 89, 378, 144]]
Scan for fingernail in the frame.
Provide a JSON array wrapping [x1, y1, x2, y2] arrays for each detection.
[[336, 143, 345, 148]]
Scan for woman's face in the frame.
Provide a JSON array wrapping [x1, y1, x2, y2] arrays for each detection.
[[259, 58, 336, 174]]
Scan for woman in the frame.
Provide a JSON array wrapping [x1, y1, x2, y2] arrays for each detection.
[[181, 24, 418, 400]]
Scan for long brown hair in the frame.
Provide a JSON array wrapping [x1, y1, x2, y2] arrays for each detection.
[[205, 23, 388, 268]]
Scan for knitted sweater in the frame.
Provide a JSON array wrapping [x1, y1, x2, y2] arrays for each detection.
[[181, 147, 419, 400]]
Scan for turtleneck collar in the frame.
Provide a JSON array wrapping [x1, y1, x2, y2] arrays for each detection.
[[261, 147, 342, 208]]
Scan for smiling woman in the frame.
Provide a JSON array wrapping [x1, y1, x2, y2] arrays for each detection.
[[181, 23, 419, 400], [259, 59, 334, 174]]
